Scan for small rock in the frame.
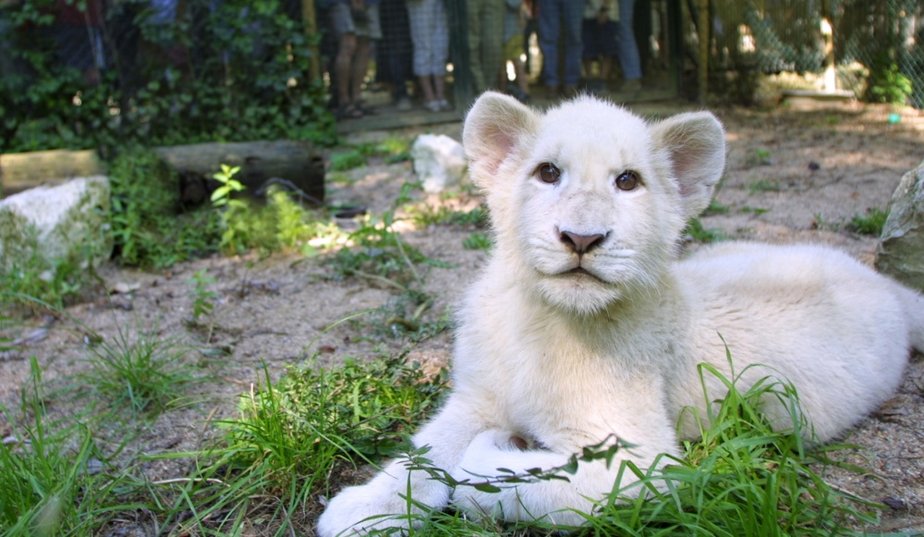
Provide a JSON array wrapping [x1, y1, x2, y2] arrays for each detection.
[[0, 176, 112, 274], [882, 496, 907, 511], [411, 134, 467, 193], [111, 281, 141, 294]]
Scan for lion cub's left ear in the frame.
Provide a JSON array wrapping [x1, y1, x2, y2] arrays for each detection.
[[651, 112, 726, 221], [463, 91, 539, 188]]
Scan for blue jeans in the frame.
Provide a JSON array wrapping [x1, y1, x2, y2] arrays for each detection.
[[618, 0, 642, 80], [537, 0, 585, 87]]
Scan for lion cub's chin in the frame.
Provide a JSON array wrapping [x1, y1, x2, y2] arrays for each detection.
[[534, 274, 625, 315]]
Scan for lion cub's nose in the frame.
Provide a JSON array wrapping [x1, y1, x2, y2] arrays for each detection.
[[560, 230, 606, 254]]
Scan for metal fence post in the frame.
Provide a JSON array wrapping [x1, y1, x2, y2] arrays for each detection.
[[447, 0, 474, 111]]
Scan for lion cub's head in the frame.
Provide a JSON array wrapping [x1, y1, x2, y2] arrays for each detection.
[[463, 92, 726, 315]]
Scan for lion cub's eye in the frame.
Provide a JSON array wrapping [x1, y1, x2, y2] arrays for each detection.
[[615, 170, 641, 191], [536, 163, 561, 184]]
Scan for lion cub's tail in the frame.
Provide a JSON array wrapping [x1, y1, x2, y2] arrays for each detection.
[[897, 285, 924, 353]]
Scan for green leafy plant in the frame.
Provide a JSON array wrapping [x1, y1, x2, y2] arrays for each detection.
[[1, 0, 335, 152], [109, 148, 222, 268], [189, 269, 217, 322], [867, 63, 913, 105], [848, 208, 889, 236]]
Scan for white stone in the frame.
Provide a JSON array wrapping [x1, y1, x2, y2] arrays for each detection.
[[411, 134, 467, 193], [0, 176, 112, 273], [877, 159, 924, 291]]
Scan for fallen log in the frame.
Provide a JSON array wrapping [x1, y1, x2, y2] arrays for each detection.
[[153, 140, 326, 207], [0, 149, 104, 196]]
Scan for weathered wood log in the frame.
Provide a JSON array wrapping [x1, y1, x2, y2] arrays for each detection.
[[154, 140, 326, 207], [0, 149, 104, 196]]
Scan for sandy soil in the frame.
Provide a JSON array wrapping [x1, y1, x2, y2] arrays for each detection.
[[1, 100, 923, 534]]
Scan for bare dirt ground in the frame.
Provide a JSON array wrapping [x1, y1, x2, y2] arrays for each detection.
[[2, 100, 923, 533]]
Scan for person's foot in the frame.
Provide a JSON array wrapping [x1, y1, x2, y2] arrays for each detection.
[[561, 85, 579, 98], [425, 100, 442, 112], [336, 103, 363, 119], [620, 79, 643, 94], [436, 99, 451, 111]]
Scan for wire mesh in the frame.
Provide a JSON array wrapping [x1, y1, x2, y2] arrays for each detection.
[[700, 0, 923, 107]]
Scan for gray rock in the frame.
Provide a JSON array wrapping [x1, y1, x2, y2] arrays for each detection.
[[411, 134, 467, 193], [877, 159, 924, 291], [0, 176, 112, 275]]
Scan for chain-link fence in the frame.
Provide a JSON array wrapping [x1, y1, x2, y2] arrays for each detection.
[[1, 1, 921, 153], [698, 0, 923, 107]]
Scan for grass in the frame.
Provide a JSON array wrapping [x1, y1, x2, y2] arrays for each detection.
[[0, 359, 132, 536], [329, 138, 412, 172], [409, 204, 489, 229], [0, 341, 877, 535], [375, 357, 875, 535], [83, 328, 198, 416], [463, 231, 493, 251], [685, 218, 726, 243], [581, 361, 875, 536], [748, 179, 784, 194], [151, 356, 449, 535], [848, 208, 889, 236]]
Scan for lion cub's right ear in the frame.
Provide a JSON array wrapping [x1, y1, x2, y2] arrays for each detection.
[[463, 91, 539, 187]]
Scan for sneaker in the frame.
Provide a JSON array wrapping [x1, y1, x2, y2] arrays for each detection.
[[425, 100, 441, 112], [436, 99, 451, 111]]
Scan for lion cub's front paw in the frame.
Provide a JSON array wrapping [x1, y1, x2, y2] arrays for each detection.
[[317, 467, 451, 537]]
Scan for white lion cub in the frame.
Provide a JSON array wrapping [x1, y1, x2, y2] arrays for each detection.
[[318, 92, 923, 534]]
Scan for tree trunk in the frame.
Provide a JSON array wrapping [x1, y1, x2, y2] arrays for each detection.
[[153, 140, 326, 207]]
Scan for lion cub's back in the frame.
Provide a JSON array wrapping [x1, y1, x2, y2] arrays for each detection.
[[672, 241, 909, 440]]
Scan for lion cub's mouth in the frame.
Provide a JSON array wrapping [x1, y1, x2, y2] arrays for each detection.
[[561, 266, 606, 282]]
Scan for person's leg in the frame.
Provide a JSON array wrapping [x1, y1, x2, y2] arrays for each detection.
[[419, 74, 436, 103], [561, 0, 585, 89], [407, 0, 430, 82], [335, 33, 358, 107], [536, 0, 560, 90], [351, 36, 371, 104], [617, 0, 642, 81]]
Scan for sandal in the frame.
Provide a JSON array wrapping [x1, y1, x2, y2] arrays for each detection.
[[355, 100, 376, 115], [336, 103, 363, 120]]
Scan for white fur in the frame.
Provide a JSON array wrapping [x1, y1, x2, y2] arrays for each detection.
[[317, 93, 922, 534]]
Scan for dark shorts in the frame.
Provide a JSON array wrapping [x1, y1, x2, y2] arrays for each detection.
[[582, 18, 618, 59]]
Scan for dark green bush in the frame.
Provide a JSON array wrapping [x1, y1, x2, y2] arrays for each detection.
[[0, 0, 334, 153]]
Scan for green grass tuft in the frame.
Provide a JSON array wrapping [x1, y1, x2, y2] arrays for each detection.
[[685, 219, 726, 243], [84, 328, 197, 415], [848, 208, 889, 236]]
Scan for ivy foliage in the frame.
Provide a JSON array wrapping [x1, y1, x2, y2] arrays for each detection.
[[0, 0, 335, 153]]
